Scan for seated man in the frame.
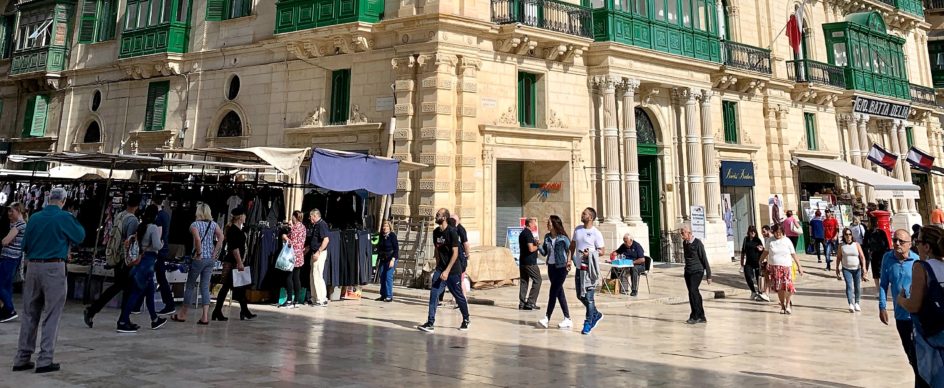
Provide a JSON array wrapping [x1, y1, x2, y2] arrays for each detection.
[[608, 233, 646, 296]]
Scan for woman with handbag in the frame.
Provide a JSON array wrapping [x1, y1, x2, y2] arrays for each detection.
[[213, 207, 255, 321], [782, 210, 803, 250], [900, 225, 944, 388], [172, 203, 223, 325], [760, 224, 805, 315], [279, 211, 306, 308], [375, 220, 399, 302], [116, 205, 166, 333]]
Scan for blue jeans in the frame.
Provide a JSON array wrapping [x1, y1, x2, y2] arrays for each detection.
[[824, 240, 836, 267], [0, 257, 19, 314], [379, 260, 396, 299], [575, 273, 599, 322], [427, 269, 469, 325], [842, 267, 862, 305], [184, 257, 216, 306], [119, 252, 158, 324], [135, 250, 174, 311]]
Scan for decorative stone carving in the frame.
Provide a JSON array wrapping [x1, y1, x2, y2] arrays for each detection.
[[496, 106, 518, 126], [739, 80, 766, 95], [714, 75, 737, 89], [302, 107, 327, 127], [546, 109, 566, 128], [348, 105, 368, 124], [544, 44, 567, 61]]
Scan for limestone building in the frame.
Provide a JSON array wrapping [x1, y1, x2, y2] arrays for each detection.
[[0, 0, 941, 263]]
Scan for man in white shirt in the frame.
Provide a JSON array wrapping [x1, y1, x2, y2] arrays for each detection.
[[569, 207, 605, 335]]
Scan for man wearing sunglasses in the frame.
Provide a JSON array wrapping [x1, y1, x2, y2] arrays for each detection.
[[878, 229, 927, 388]]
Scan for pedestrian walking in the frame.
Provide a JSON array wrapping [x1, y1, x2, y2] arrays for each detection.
[[740, 225, 765, 302], [440, 215, 470, 306], [913, 224, 923, 255], [760, 224, 804, 315], [849, 217, 866, 246], [537, 215, 572, 329], [680, 224, 711, 324], [171, 203, 223, 325], [809, 210, 826, 263], [901, 225, 944, 388], [116, 204, 168, 333], [518, 217, 542, 310], [12, 188, 85, 374], [867, 225, 890, 282], [782, 210, 802, 249], [0, 202, 27, 323], [931, 205, 944, 228], [213, 207, 255, 321], [308, 209, 330, 307], [133, 197, 175, 315], [84, 193, 141, 328], [824, 210, 840, 270], [878, 229, 928, 388], [609, 233, 645, 296], [279, 211, 306, 308], [836, 227, 866, 313], [570, 207, 604, 335], [375, 220, 398, 302], [417, 208, 470, 333]]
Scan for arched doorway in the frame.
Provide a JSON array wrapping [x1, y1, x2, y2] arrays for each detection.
[[636, 107, 662, 261], [83, 121, 101, 143], [217, 111, 242, 137]]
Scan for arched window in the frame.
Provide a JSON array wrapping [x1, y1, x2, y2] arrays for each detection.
[[83, 121, 101, 143], [217, 111, 242, 137], [636, 107, 657, 144]]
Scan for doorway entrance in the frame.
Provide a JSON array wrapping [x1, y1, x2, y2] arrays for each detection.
[[496, 161, 523, 247], [722, 186, 755, 257], [636, 108, 661, 261]]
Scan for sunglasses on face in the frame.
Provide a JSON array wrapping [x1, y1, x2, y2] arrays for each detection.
[[893, 238, 911, 245]]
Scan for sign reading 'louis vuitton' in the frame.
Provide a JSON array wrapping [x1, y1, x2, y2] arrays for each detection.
[[853, 96, 911, 120]]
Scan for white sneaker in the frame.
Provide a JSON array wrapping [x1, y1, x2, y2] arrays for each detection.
[[848, 304, 855, 313], [558, 318, 573, 329], [759, 293, 771, 302], [538, 317, 549, 328], [854, 303, 861, 312]]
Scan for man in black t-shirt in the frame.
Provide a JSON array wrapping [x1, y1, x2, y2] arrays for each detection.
[[440, 216, 471, 304], [518, 218, 542, 310], [417, 208, 470, 333]]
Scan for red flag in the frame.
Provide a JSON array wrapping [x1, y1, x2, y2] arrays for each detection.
[[907, 147, 935, 171], [786, 15, 801, 55], [868, 144, 898, 172]]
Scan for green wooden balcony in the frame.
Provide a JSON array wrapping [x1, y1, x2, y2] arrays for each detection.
[[9, 46, 68, 75], [490, 0, 593, 38], [591, 7, 721, 63], [845, 67, 910, 100], [119, 24, 190, 59], [275, 0, 384, 34]]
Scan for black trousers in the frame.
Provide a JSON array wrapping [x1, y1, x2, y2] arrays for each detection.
[[743, 264, 760, 294], [284, 268, 301, 303], [684, 271, 705, 320], [519, 264, 542, 306], [87, 265, 131, 316], [214, 262, 249, 314], [897, 319, 932, 388]]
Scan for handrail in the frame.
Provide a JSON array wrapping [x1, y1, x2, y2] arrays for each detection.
[[491, 0, 593, 38], [786, 59, 846, 88], [722, 41, 771, 75]]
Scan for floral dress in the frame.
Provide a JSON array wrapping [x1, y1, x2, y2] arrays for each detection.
[[289, 222, 306, 267]]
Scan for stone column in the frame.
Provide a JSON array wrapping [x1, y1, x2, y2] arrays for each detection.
[[672, 88, 690, 222], [699, 90, 719, 221], [594, 75, 622, 223], [857, 115, 870, 168], [888, 121, 905, 210], [683, 88, 704, 209], [845, 114, 867, 199], [897, 121, 917, 212], [391, 56, 417, 218], [456, 56, 482, 230], [764, 106, 783, 207], [621, 78, 641, 223]]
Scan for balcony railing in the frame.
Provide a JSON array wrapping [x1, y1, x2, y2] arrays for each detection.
[[491, 0, 593, 38], [787, 59, 846, 88], [910, 83, 937, 106], [926, 0, 944, 9], [722, 41, 771, 75]]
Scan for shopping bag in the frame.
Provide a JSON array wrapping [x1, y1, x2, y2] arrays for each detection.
[[233, 266, 252, 288], [275, 245, 295, 271]]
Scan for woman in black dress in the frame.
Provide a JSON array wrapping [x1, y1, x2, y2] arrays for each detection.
[[212, 207, 256, 321]]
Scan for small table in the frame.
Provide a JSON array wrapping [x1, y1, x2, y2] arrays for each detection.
[[607, 259, 638, 295]]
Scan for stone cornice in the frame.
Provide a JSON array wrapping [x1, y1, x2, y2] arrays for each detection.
[[480, 125, 585, 140]]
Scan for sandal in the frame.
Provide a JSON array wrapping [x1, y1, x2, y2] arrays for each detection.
[[197, 320, 209, 325], [170, 314, 186, 323]]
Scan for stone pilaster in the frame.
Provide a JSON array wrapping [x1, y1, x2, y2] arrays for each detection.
[[416, 53, 458, 219], [683, 88, 704, 209], [391, 56, 417, 218], [620, 78, 641, 223], [593, 75, 622, 224], [845, 114, 866, 200], [456, 56, 481, 231], [699, 90, 719, 221], [764, 105, 783, 206], [888, 121, 905, 211], [896, 121, 917, 212], [672, 88, 690, 222], [857, 114, 870, 170]]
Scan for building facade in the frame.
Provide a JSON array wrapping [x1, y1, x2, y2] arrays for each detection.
[[0, 0, 941, 263]]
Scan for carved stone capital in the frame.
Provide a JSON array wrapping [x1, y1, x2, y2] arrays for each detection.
[[392, 56, 417, 77], [619, 78, 640, 95]]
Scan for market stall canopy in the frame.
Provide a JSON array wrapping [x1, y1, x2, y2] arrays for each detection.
[[48, 166, 134, 180], [10, 152, 165, 170], [159, 147, 308, 176], [308, 148, 428, 195], [0, 169, 49, 178], [797, 157, 920, 199]]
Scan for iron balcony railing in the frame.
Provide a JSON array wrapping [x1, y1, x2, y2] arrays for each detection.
[[910, 83, 938, 106], [491, 0, 593, 38], [722, 41, 771, 74], [786, 59, 847, 88], [926, 0, 944, 9]]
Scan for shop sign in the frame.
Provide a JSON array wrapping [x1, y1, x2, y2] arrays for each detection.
[[507, 227, 524, 261], [852, 96, 910, 120], [690, 205, 706, 240], [529, 182, 562, 200], [720, 161, 754, 187]]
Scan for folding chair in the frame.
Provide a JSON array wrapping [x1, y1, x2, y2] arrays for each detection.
[[641, 256, 652, 294]]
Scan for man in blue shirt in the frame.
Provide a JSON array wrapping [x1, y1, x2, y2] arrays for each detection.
[[13, 188, 85, 374], [878, 229, 928, 388]]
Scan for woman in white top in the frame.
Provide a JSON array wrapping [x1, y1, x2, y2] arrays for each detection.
[[759, 224, 805, 314], [836, 227, 867, 313]]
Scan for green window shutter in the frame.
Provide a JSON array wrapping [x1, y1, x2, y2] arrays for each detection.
[[329, 69, 351, 124], [78, 0, 99, 43], [804, 112, 817, 150], [906, 127, 914, 148], [0, 17, 7, 58], [145, 81, 169, 131], [722, 101, 738, 144], [517, 72, 536, 127], [22, 95, 48, 138], [206, 0, 226, 21], [21, 97, 36, 138], [97, 0, 118, 41]]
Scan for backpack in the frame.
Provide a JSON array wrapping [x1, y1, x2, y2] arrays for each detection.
[[917, 260, 944, 337], [105, 211, 131, 267]]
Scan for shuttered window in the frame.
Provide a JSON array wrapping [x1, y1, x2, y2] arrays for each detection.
[[804, 112, 817, 150], [722, 100, 738, 144], [78, 0, 118, 43], [906, 126, 914, 148], [329, 69, 351, 124], [22, 95, 49, 138], [145, 81, 170, 131], [518, 72, 536, 128], [0, 15, 13, 59], [206, 0, 252, 21]]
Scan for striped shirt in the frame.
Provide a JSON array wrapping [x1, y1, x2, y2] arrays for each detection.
[[0, 220, 25, 260]]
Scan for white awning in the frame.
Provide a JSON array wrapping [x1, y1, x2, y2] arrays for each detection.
[[797, 157, 920, 199]]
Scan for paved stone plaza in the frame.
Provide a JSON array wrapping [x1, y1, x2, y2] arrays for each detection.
[[0, 254, 917, 387]]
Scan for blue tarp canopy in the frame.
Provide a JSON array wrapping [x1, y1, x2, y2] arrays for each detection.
[[307, 148, 426, 195]]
